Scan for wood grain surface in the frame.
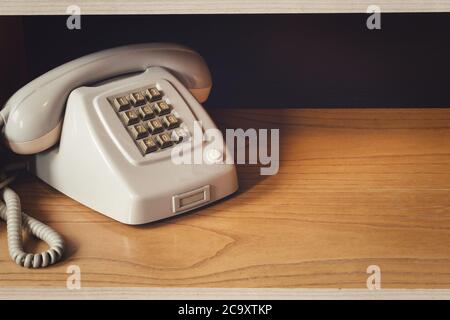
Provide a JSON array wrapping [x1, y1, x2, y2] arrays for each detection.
[[0, 0, 448, 15], [1, 108, 450, 288]]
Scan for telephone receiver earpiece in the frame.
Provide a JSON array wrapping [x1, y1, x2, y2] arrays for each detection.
[[2, 43, 212, 155]]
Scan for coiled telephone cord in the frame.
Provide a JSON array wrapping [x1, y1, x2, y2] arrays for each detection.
[[0, 116, 64, 268]]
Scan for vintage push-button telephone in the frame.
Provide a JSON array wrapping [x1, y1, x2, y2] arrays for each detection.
[[0, 43, 238, 268]]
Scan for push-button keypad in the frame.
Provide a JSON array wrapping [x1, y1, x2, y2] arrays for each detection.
[[109, 85, 188, 155]]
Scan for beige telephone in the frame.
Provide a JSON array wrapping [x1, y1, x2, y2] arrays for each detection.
[[0, 43, 238, 268]]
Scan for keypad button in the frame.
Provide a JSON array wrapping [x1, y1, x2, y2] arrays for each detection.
[[147, 118, 164, 134], [146, 87, 162, 101], [129, 124, 148, 140], [121, 110, 140, 126], [138, 137, 158, 154], [162, 114, 180, 129], [130, 92, 146, 106], [171, 128, 189, 143], [156, 132, 173, 149], [113, 96, 130, 112], [153, 101, 171, 115], [139, 104, 155, 120]]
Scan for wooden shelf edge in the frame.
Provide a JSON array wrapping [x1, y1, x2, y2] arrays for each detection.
[[0, 0, 449, 15], [3, 288, 450, 300]]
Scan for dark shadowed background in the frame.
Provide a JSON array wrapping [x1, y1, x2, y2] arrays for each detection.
[[19, 13, 450, 108]]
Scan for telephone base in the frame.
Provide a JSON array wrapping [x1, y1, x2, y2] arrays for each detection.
[[29, 68, 238, 224]]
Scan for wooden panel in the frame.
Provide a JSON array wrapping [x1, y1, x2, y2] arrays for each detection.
[[0, 0, 448, 15], [0, 108, 450, 288]]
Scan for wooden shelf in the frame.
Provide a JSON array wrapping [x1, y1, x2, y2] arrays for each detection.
[[0, 0, 449, 15], [1, 108, 450, 289]]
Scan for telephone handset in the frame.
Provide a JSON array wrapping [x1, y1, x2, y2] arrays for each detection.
[[0, 43, 238, 268], [3, 43, 212, 154]]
